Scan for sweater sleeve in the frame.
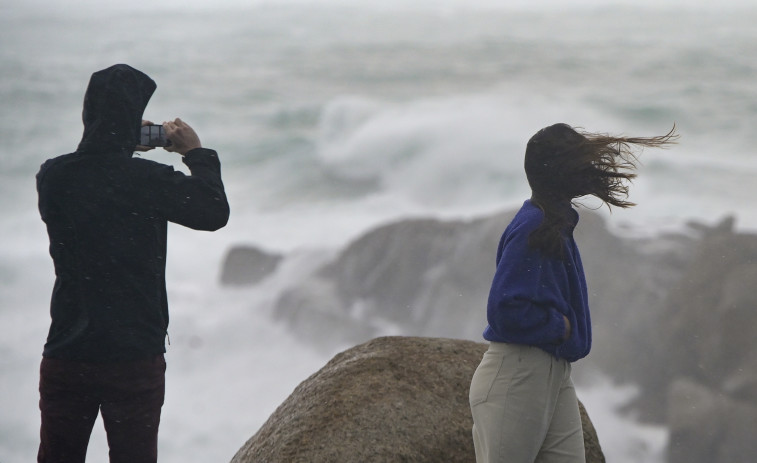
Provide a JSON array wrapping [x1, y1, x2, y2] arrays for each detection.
[[147, 148, 230, 231], [484, 218, 568, 346]]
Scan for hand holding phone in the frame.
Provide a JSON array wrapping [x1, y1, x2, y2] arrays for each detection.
[[163, 118, 202, 156]]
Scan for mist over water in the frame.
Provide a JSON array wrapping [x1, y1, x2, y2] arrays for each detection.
[[2, 3, 756, 462]]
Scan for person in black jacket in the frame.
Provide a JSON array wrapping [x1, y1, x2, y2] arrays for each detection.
[[36, 64, 230, 463]]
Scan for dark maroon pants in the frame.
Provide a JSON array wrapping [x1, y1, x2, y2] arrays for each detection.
[[38, 355, 166, 463]]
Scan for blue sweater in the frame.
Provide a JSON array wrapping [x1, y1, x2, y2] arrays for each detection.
[[483, 200, 591, 362]]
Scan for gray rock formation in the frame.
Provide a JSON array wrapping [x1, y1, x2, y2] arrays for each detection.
[[668, 378, 757, 463], [220, 245, 282, 286], [223, 209, 757, 460], [268, 209, 687, 364], [230, 336, 605, 463], [272, 213, 509, 350], [656, 216, 757, 388], [631, 218, 757, 462]]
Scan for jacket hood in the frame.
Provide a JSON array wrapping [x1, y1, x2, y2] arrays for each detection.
[[76, 64, 156, 156]]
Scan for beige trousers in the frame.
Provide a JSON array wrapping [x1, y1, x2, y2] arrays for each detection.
[[469, 342, 585, 463]]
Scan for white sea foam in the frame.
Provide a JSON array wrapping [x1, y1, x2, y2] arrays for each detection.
[[577, 373, 668, 463]]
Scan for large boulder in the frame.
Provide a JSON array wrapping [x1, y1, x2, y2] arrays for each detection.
[[230, 336, 605, 463]]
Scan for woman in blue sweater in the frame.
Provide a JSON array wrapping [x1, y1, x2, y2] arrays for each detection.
[[469, 123, 676, 463]]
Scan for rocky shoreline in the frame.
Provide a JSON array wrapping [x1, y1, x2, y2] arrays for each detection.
[[221, 208, 757, 462]]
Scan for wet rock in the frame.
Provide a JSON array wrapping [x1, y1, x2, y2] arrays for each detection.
[[270, 212, 513, 351], [220, 245, 282, 286], [635, 218, 757, 423], [668, 378, 757, 463]]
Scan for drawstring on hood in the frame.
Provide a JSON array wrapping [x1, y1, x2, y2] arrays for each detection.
[[76, 64, 156, 157]]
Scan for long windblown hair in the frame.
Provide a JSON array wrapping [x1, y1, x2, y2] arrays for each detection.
[[524, 123, 678, 258]]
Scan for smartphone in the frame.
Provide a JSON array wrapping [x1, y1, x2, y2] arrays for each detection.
[[139, 124, 172, 147]]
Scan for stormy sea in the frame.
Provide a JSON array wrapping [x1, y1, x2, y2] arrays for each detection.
[[1, 1, 756, 462]]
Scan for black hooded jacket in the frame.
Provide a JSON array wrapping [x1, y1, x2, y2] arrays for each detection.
[[37, 64, 230, 362]]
